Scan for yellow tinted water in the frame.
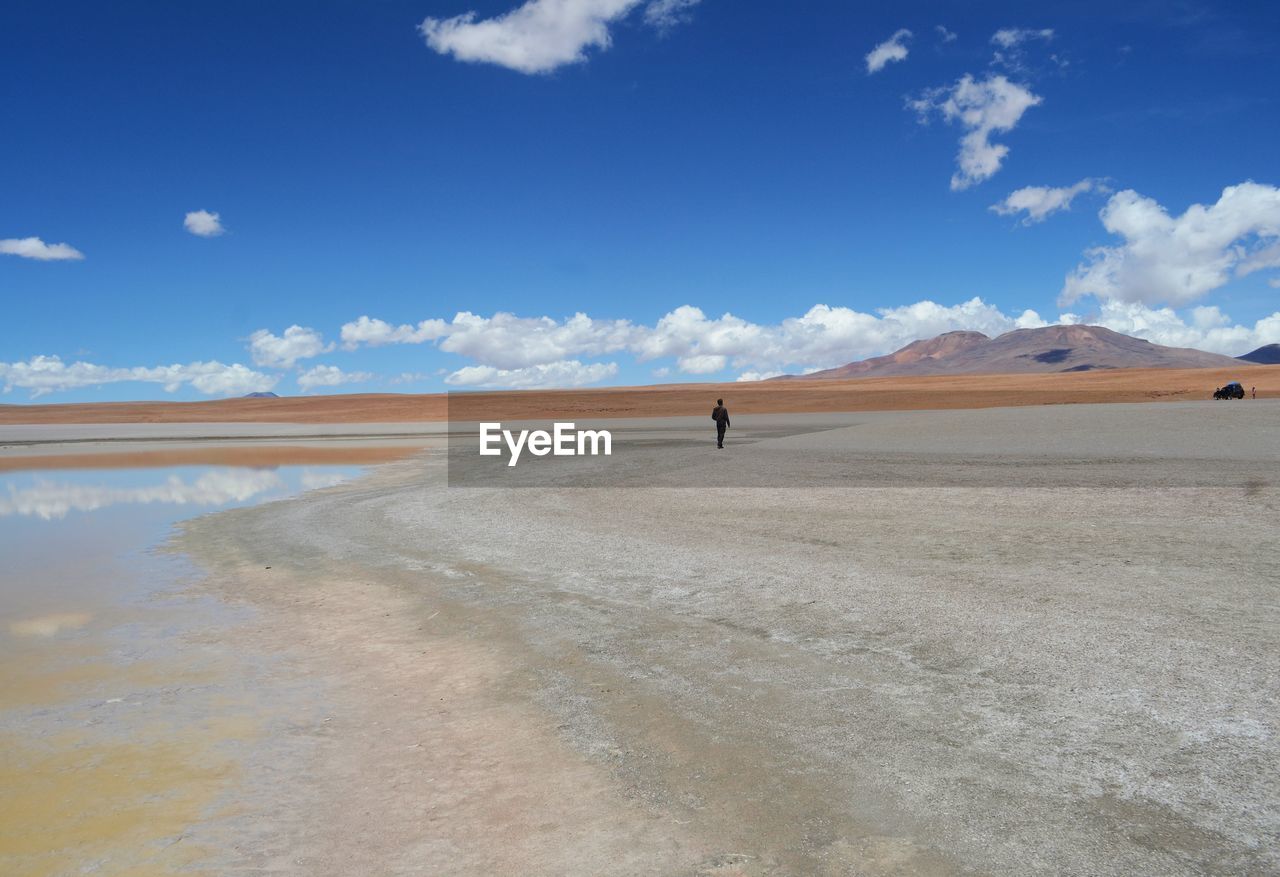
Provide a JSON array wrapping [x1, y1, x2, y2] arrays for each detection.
[[0, 718, 262, 874], [0, 631, 252, 875]]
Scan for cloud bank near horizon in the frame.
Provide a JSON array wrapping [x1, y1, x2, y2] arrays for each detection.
[[0, 356, 276, 399], [329, 297, 1277, 389], [5, 294, 1277, 397]]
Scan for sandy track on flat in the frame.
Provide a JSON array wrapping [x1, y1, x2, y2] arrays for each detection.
[[177, 402, 1280, 875]]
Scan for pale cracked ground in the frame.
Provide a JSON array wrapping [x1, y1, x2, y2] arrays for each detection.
[[174, 401, 1278, 875]]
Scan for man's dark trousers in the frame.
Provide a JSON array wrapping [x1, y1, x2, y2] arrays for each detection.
[[717, 421, 727, 448]]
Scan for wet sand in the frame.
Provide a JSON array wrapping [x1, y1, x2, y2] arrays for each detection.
[[0, 364, 1274, 424], [170, 401, 1280, 875]]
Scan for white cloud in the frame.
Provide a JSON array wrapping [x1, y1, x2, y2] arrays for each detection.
[[991, 28, 1054, 49], [184, 210, 225, 237], [0, 470, 283, 521], [866, 29, 912, 74], [936, 25, 957, 43], [340, 315, 448, 349], [631, 299, 1047, 376], [677, 353, 727, 374], [910, 74, 1042, 190], [991, 179, 1103, 224], [420, 0, 644, 74], [1060, 300, 1280, 356], [296, 364, 374, 392], [643, 0, 700, 31], [0, 356, 276, 399], [390, 371, 432, 385], [343, 311, 638, 368], [1061, 182, 1280, 307], [439, 311, 638, 368], [0, 237, 84, 261], [1270, 278, 1280, 289], [248, 325, 331, 368], [445, 359, 619, 389], [351, 298, 1049, 381], [736, 370, 784, 382]]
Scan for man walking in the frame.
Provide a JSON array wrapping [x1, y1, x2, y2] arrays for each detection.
[[712, 398, 730, 449]]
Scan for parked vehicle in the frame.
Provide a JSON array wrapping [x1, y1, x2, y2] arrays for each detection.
[[1213, 381, 1245, 400]]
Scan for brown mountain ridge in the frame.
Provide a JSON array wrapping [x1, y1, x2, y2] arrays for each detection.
[[777, 325, 1242, 379]]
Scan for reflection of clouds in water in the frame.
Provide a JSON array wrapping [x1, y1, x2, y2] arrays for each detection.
[[300, 469, 352, 491], [0, 469, 285, 520], [9, 611, 92, 637]]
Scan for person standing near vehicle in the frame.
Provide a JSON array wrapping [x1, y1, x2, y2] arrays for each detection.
[[712, 398, 730, 449]]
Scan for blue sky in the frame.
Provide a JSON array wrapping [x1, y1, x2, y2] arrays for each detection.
[[2, 0, 1278, 400]]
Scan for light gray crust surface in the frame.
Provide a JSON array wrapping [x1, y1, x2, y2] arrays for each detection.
[[180, 402, 1280, 875]]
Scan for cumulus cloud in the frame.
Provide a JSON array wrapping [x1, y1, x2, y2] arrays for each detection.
[[340, 315, 448, 349], [991, 179, 1103, 224], [631, 299, 1047, 375], [1061, 301, 1280, 356], [0, 356, 276, 399], [677, 354, 727, 374], [643, 0, 700, 31], [247, 325, 331, 368], [343, 311, 637, 368], [438, 311, 637, 369], [0, 237, 84, 261], [866, 29, 912, 74], [936, 25, 957, 43], [1061, 182, 1280, 307], [736, 370, 784, 382], [296, 364, 374, 392], [991, 27, 1054, 49], [420, 0, 645, 74], [183, 210, 225, 237], [350, 298, 1049, 381], [910, 74, 1042, 190], [445, 359, 619, 389]]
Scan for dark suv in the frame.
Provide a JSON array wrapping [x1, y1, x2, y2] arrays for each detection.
[[1213, 381, 1245, 400]]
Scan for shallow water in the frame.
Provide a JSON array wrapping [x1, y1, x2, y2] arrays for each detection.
[[0, 463, 362, 876]]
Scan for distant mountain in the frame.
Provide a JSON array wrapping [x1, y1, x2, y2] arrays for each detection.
[[1238, 344, 1280, 364], [790, 330, 990, 379], [243, 391, 280, 398], [775, 325, 1241, 380]]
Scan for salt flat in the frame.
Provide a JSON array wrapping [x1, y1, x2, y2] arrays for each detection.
[[167, 400, 1280, 875]]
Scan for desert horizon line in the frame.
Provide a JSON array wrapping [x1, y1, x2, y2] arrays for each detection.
[[3, 321, 1277, 405]]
